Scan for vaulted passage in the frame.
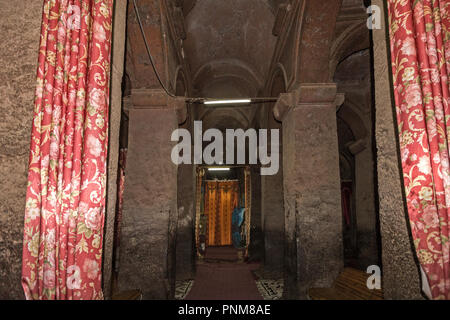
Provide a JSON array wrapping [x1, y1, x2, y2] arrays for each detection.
[[2, 0, 432, 302], [108, 0, 385, 300]]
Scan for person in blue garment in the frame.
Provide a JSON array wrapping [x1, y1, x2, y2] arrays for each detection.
[[231, 206, 245, 248]]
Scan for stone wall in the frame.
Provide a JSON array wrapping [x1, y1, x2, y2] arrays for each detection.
[[0, 0, 42, 300]]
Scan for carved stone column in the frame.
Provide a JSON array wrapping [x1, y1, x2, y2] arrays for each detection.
[[118, 89, 186, 299], [274, 83, 344, 299], [102, 0, 127, 299], [249, 165, 264, 262], [176, 161, 196, 280], [372, 0, 422, 299], [261, 140, 284, 274]]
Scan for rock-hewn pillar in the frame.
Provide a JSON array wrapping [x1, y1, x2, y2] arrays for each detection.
[[176, 163, 195, 280], [372, 0, 422, 299], [249, 165, 264, 262], [102, 0, 127, 299], [261, 145, 284, 273], [274, 83, 343, 299], [118, 89, 186, 299]]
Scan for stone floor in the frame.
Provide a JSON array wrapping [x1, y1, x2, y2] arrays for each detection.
[[175, 246, 285, 300], [184, 246, 263, 300]]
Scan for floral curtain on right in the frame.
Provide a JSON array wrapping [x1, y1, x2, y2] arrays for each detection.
[[388, 0, 450, 299]]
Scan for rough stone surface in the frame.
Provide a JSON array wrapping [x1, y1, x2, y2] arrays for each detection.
[[176, 164, 195, 280], [184, 0, 276, 96], [118, 97, 179, 299], [372, 0, 422, 300], [102, 0, 127, 299], [261, 163, 284, 272], [0, 0, 42, 300], [280, 86, 344, 299], [249, 165, 264, 262]]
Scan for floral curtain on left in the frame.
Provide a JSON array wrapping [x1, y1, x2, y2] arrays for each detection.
[[22, 0, 114, 300], [388, 0, 450, 299]]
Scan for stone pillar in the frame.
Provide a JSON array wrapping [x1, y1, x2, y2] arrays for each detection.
[[372, 0, 422, 299], [274, 83, 343, 299], [175, 163, 195, 280], [118, 89, 186, 299], [261, 145, 284, 273], [249, 165, 264, 262], [102, 0, 127, 299]]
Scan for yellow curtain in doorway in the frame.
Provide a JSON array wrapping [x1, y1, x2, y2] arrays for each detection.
[[204, 181, 239, 246]]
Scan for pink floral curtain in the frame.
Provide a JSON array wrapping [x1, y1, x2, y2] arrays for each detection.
[[388, 0, 450, 299], [22, 0, 114, 300]]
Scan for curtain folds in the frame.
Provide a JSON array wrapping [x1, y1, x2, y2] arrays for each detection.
[[21, 0, 114, 300], [388, 0, 450, 299], [205, 181, 239, 246]]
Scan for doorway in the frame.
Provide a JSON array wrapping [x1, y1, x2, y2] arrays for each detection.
[[183, 166, 262, 300], [204, 180, 239, 246], [194, 166, 251, 257]]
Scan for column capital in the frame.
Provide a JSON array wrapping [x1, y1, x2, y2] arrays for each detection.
[[128, 89, 187, 124], [273, 83, 344, 121], [347, 139, 367, 155]]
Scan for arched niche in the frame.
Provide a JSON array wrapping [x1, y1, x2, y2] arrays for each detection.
[[334, 48, 380, 270], [329, 22, 370, 80], [337, 116, 358, 265]]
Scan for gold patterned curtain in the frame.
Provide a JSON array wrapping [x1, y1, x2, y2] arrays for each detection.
[[204, 181, 239, 246]]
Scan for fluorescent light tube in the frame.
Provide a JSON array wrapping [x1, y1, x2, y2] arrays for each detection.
[[208, 168, 231, 171], [204, 99, 251, 105]]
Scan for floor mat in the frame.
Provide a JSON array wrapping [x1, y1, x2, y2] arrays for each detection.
[[175, 280, 194, 300], [255, 279, 283, 300]]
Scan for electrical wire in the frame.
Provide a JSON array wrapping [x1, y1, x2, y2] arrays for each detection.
[[132, 0, 176, 98], [132, 0, 278, 105]]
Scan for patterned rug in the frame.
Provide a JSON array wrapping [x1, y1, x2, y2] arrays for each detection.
[[255, 279, 283, 300], [251, 268, 283, 300], [175, 280, 194, 300]]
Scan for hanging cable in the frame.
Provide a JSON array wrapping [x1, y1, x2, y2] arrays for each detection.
[[132, 0, 176, 98], [131, 0, 278, 105]]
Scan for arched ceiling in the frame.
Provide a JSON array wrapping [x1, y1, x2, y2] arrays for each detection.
[[182, 0, 277, 98], [180, 0, 284, 17]]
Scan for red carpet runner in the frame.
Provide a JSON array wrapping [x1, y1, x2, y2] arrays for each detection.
[[185, 247, 263, 300]]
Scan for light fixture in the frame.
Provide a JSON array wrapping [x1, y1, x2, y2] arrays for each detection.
[[204, 99, 251, 105], [208, 167, 231, 171]]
